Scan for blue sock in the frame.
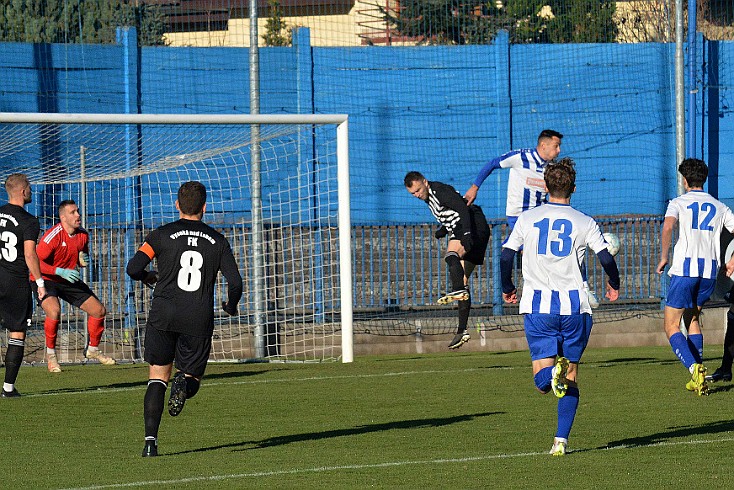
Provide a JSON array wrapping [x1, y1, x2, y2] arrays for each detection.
[[688, 333, 703, 363], [556, 386, 579, 439], [669, 332, 695, 369], [534, 367, 553, 392]]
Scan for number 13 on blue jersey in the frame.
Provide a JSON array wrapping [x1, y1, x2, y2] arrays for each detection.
[[533, 218, 573, 257]]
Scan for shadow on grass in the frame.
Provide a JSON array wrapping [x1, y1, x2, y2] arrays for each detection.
[[168, 411, 503, 456], [33, 369, 268, 395], [585, 357, 679, 368], [578, 419, 734, 452]]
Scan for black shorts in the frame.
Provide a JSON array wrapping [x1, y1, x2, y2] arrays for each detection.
[[32, 279, 97, 308], [144, 326, 212, 378], [457, 205, 490, 266], [0, 274, 32, 332]]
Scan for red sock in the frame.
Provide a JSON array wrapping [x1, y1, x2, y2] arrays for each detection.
[[87, 316, 105, 347], [44, 318, 60, 349]]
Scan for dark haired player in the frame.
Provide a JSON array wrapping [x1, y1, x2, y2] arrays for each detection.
[[464, 130, 599, 307], [31, 199, 114, 372], [127, 181, 243, 457], [501, 158, 620, 456], [0, 173, 46, 397], [404, 171, 490, 349], [656, 158, 734, 396]]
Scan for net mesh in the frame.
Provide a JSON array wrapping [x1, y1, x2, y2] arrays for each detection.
[[0, 119, 346, 363]]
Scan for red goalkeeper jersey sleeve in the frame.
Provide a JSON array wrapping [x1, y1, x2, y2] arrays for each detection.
[[33, 223, 89, 282]]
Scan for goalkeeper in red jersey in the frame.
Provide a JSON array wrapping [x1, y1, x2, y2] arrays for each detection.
[[30, 199, 115, 372]]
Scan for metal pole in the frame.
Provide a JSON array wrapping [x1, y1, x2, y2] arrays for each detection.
[[250, 0, 266, 358], [687, 0, 697, 159], [675, 0, 685, 195], [336, 120, 353, 363], [80, 146, 88, 282]]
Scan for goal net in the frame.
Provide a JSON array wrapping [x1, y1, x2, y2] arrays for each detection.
[[0, 113, 352, 364]]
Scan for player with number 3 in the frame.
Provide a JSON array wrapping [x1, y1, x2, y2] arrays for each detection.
[[126, 181, 243, 457]]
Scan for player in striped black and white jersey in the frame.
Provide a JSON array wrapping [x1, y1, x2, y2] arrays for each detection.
[[500, 158, 620, 456], [656, 158, 734, 396], [404, 171, 490, 349]]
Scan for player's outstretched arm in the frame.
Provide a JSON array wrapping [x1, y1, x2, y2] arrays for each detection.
[[464, 185, 479, 206], [656, 216, 676, 274], [220, 246, 243, 316], [126, 249, 153, 281], [499, 247, 517, 303], [597, 249, 620, 302], [465, 157, 502, 205], [24, 239, 46, 300], [726, 255, 734, 278]]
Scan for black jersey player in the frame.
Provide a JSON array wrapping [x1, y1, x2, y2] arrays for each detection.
[[127, 181, 243, 457], [404, 171, 490, 350], [0, 173, 46, 397]]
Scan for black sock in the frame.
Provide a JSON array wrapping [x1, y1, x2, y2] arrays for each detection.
[[458, 295, 471, 333], [444, 253, 465, 292], [723, 312, 734, 370], [144, 379, 167, 439], [4, 339, 25, 386], [185, 377, 200, 399]]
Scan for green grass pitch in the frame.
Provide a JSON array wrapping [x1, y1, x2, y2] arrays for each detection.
[[3, 346, 734, 489]]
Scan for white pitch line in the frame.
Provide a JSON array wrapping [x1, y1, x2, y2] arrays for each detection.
[[58, 435, 734, 490], [23, 367, 503, 398]]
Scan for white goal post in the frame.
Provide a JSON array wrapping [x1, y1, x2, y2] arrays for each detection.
[[0, 112, 353, 364]]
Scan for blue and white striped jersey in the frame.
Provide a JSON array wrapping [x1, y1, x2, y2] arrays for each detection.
[[504, 203, 608, 315], [665, 190, 734, 279], [473, 148, 549, 218]]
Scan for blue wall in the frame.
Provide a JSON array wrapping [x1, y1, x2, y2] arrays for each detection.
[[0, 30, 731, 226]]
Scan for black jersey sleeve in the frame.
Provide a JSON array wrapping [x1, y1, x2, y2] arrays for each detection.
[[126, 250, 152, 280], [220, 243, 243, 309], [22, 216, 40, 244]]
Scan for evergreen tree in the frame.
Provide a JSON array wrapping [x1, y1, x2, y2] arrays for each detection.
[[262, 0, 291, 47], [383, 0, 618, 45], [0, 0, 167, 45]]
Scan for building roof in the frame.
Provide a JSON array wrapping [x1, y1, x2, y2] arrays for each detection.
[[145, 0, 355, 32]]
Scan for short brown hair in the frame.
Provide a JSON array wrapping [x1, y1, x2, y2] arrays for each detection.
[[177, 181, 207, 215], [4, 173, 29, 195], [403, 171, 425, 187], [58, 199, 76, 214], [544, 157, 576, 199]]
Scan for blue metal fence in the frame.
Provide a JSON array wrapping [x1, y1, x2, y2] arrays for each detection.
[[351, 216, 667, 314]]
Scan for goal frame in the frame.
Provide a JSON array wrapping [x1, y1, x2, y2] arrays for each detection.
[[0, 112, 353, 363]]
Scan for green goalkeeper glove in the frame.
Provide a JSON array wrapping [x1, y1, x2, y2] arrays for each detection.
[[55, 267, 80, 283]]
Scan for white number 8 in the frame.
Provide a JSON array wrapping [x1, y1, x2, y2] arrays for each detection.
[[177, 250, 203, 291]]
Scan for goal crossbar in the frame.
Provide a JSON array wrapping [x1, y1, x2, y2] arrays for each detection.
[[0, 112, 353, 364]]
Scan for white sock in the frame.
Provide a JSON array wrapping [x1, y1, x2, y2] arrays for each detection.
[[46, 348, 56, 356], [3, 383, 14, 392], [87, 345, 99, 353]]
